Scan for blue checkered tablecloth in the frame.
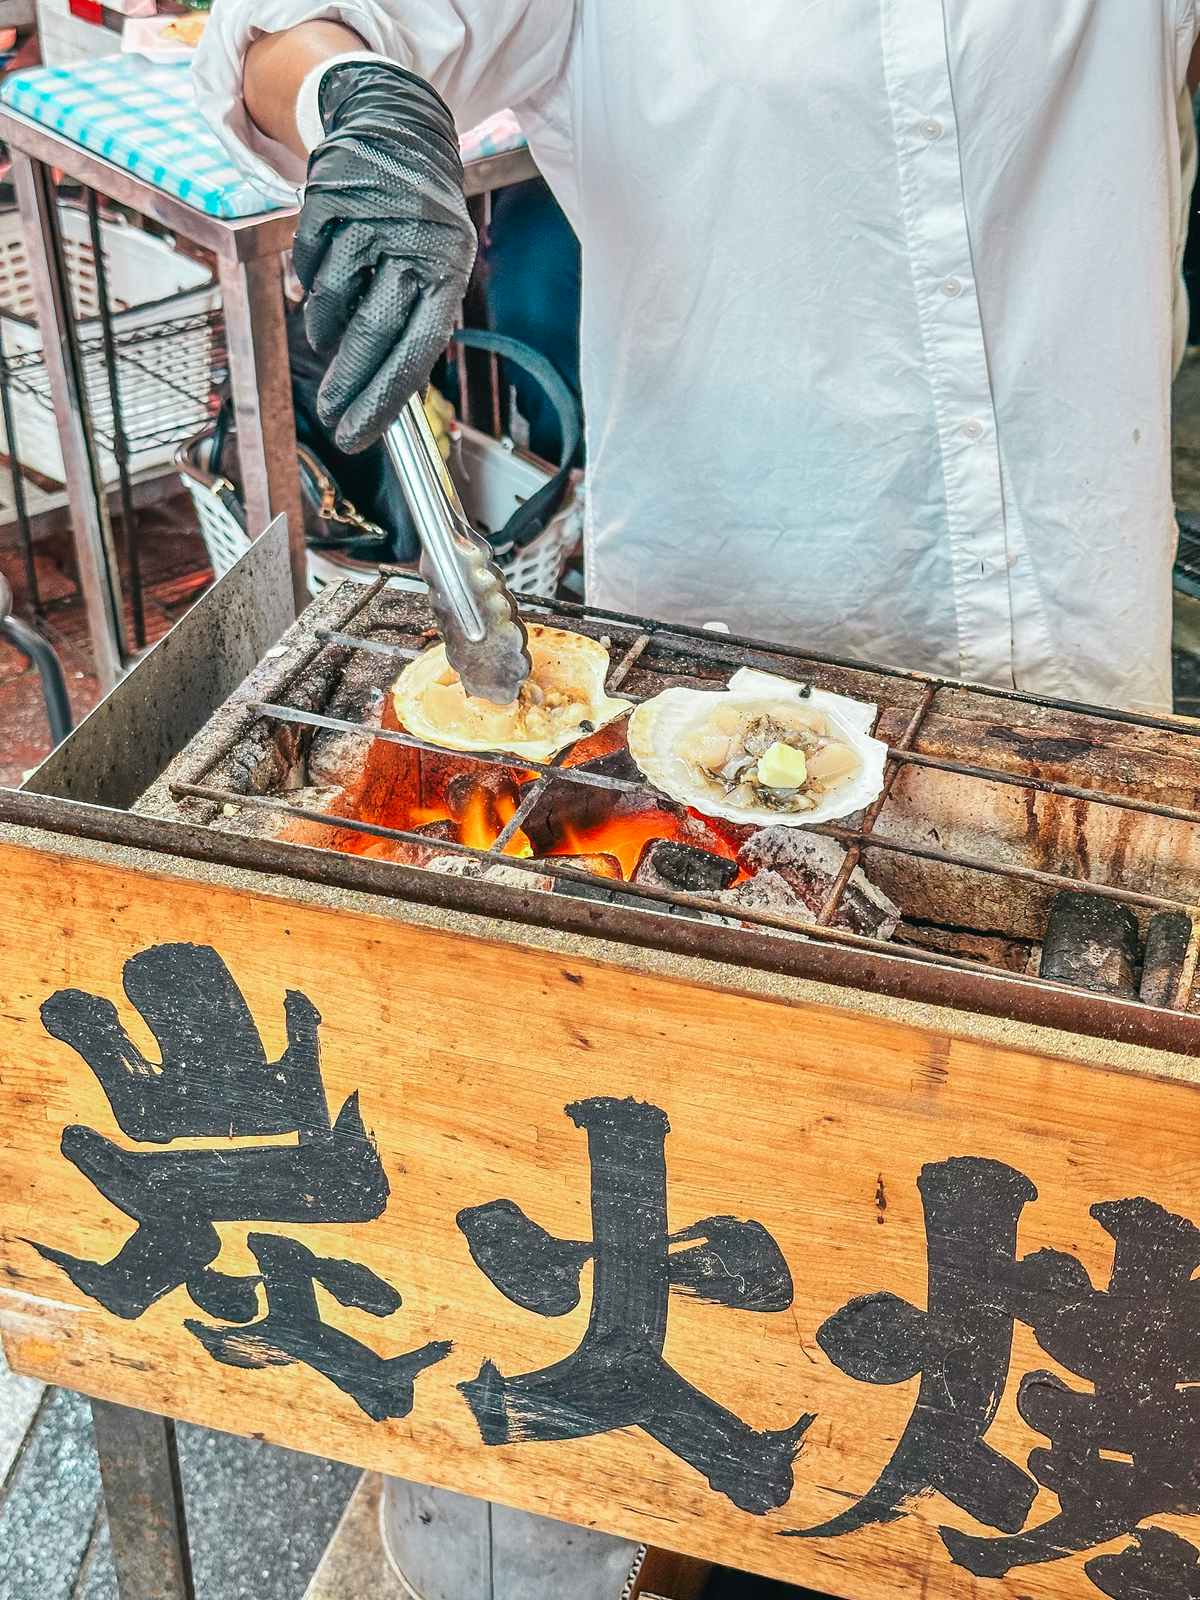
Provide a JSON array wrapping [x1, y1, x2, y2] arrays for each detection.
[[1, 57, 532, 222], [1, 57, 285, 220]]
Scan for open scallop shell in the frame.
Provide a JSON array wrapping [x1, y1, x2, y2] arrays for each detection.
[[627, 667, 888, 827], [392, 624, 632, 762]]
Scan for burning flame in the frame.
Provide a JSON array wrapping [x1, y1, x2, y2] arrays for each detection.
[[550, 809, 700, 879], [339, 722, 747, 880]]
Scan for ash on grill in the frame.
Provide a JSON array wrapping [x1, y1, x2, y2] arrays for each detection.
[[137, 572, 1200, 1018]]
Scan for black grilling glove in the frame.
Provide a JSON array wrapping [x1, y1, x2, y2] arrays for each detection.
[[292, 60, 477, 453]]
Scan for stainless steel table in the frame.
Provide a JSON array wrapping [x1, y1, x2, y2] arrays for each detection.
[[0, 105, 537, 690]]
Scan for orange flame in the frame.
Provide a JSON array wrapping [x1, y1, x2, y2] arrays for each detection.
[[550, 808, 728, 880]]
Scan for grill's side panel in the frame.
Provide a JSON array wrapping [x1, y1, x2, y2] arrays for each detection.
[[1, 826, 1198, 1600], [24, 514, 294, 808]]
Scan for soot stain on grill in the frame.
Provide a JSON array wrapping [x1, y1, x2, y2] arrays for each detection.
[[1071, 798, 1092, 883], [986, 726, 1096, 766]]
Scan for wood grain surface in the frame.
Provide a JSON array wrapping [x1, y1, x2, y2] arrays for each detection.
[[2, 833, 1198, 1600]]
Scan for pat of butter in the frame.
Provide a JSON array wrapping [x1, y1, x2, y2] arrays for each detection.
[[756, 741, 807, 788]]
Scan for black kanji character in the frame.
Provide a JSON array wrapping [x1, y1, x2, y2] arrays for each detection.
[[943, 1197, 1200, 1580], [187, 1234, 450, 1421], [457, 1096, 812, 1515], [785, 1157, 1043, 1541], [32, 943, 449, 1416], [1087, 1527, 1200, 1600]]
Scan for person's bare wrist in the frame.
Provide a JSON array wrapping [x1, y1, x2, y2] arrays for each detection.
[[244, 20, 367, 159]]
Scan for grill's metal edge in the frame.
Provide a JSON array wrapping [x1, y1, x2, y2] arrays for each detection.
[[3, 784, 1199, 1064]]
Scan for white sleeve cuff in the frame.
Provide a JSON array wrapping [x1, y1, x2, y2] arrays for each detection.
[[294, 48, 388, 152]]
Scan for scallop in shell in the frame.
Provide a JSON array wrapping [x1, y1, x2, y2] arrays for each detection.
[[627, 668, 888, 827], [392, 624, 632, 761]]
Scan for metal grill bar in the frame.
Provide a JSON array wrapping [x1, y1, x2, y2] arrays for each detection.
[[159, 576, 1200, 1020], [313, 629, 423, 663], [165, 780, 1200, 1015], [510, 588, 1200, 740], [295, 589, 1200, 829], [490, 779, 548, 855], [246, 700, 646, 794], [821, 823, 1196, 915], [890, 747, 1200, 827], [607, 631, 654, 692]]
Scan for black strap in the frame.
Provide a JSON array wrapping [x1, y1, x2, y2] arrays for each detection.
[[449, 329, 582, 549], [206, 329, 582, 555]]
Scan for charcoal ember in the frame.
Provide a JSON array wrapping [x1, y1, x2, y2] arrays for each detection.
[[543, 853, 624, 882], [1138, 911, 1193, 1008], [1039, 892, 1140, 998], [424, 854, 477, 878], [308, 681, 387, 789], [421, 855, 552, 892], [678, 810, 753, 855], [633, 838, 738, 895], [412, 819, 458, 843], [542, 853, 636, 906], [563, 747, 641, 784], [481, 862, 554, 893], [737, 828, 899, 939], [520, 752, 639, 853], [718, 871, 815, 937], [445, 768, 521, 820]]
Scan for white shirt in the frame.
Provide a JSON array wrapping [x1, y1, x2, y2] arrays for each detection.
[[197, 1, 1200, 713]]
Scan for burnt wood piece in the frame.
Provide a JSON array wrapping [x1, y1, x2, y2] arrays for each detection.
[[521, 751, 644, 854], [738, 829, 900, 939], [633, 839, 738, 895], [1039, 892, 1141, 998], [1138, 912, 1194, 1009]]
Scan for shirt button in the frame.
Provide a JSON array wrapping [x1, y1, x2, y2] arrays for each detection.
[[921, 118, 944, 141], [962, 418, 985, 441], [942, 277, 963, 298]]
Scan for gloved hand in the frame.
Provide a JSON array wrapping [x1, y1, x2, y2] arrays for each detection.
[[293, 60, 477, 453]]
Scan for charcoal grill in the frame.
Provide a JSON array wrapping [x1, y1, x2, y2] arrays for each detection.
[[6, 520, 1200, 1600], [27, 527, 1200, 1054]]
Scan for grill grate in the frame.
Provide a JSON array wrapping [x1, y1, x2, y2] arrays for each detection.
[[161, 569, 1200, 1013]]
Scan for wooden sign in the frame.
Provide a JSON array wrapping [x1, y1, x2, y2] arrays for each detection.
[[3, 826, 1200, 1600]]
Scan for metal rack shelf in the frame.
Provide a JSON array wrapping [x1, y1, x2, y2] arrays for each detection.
[[0, 304, 226, 457]]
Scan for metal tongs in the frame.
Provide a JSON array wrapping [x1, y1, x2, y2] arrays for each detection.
[[384, 394, 532, 704]]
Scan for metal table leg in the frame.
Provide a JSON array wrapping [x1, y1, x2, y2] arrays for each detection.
[[9, 152, 125, 692], [217, 251, 308, 612], [86, 189, 145, 651], [90, 1400, 196, 1600]]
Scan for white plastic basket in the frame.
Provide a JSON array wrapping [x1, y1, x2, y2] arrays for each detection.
[[0, 205, 219, 484], [180, 420, 584, 598]]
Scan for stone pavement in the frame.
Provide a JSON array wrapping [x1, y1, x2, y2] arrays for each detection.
[[0, 488, 212, 786], [0, 1345, 359, 1600]]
